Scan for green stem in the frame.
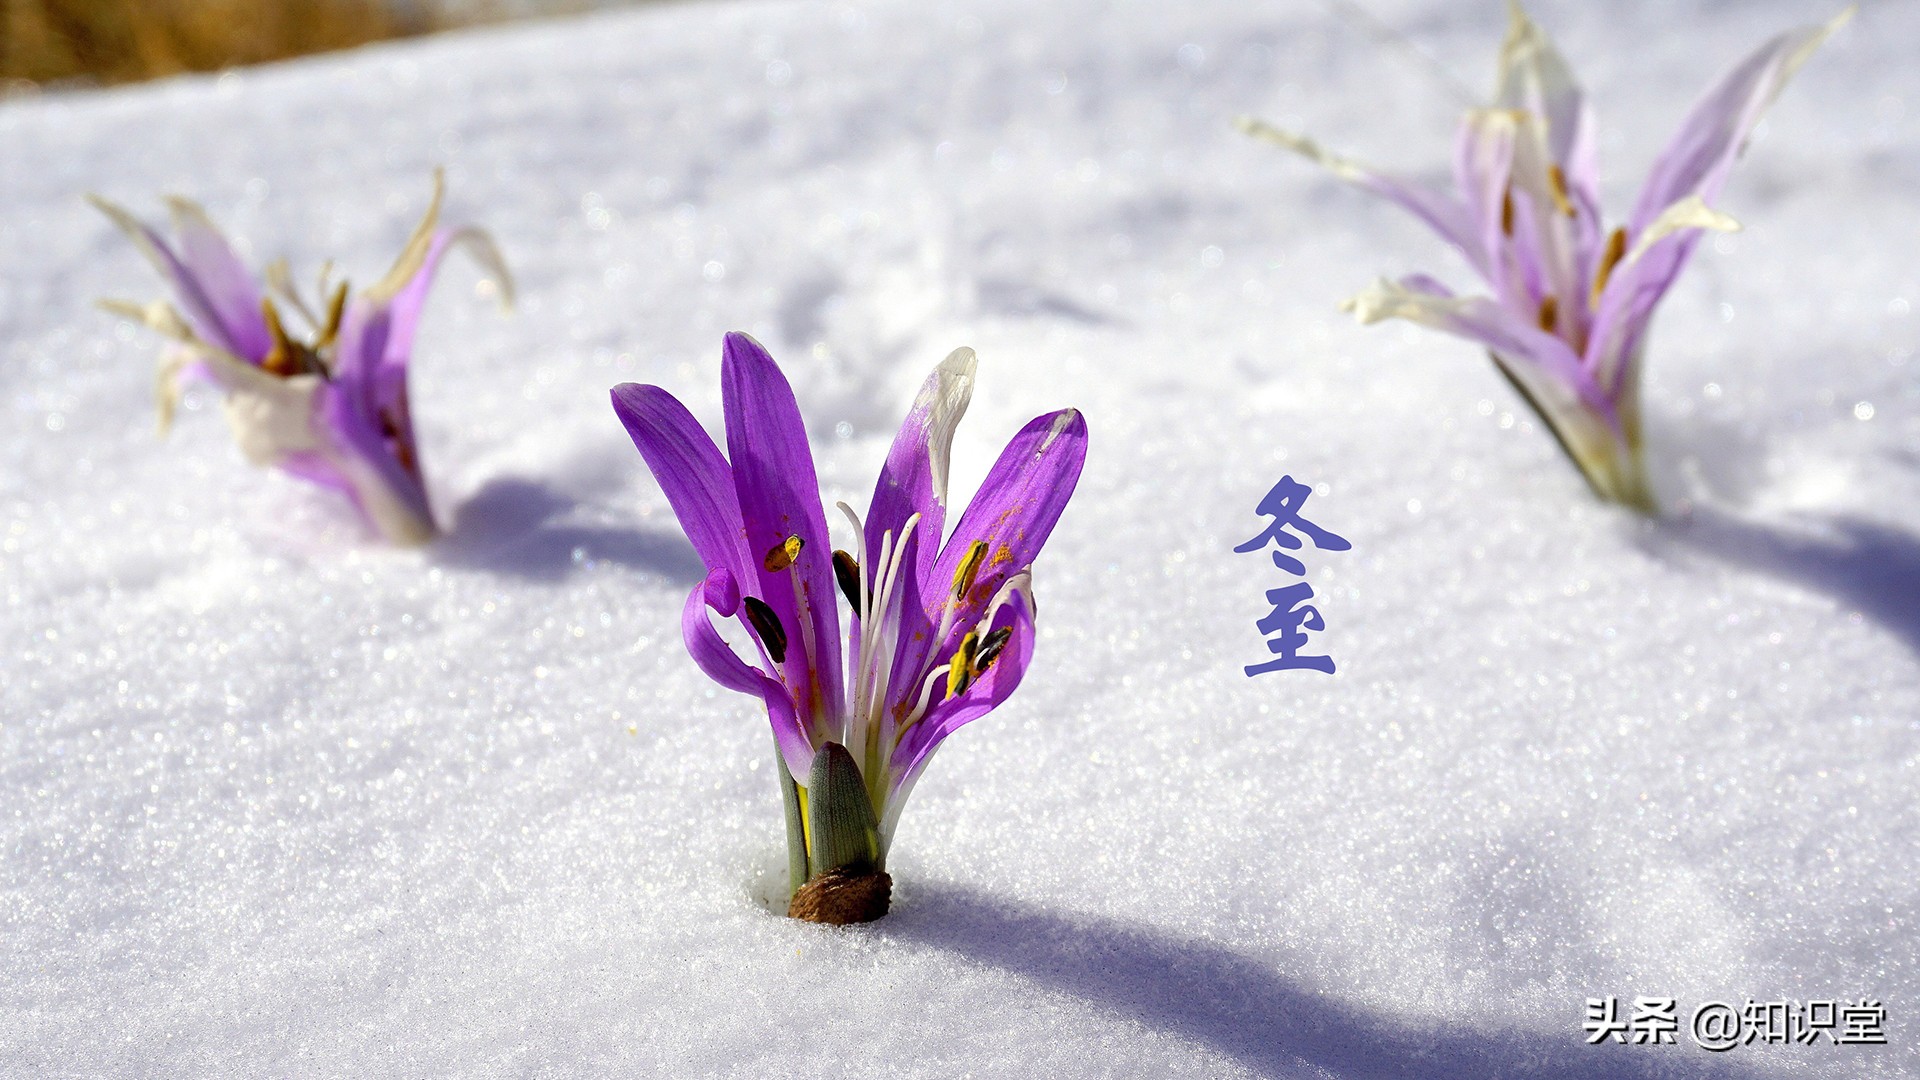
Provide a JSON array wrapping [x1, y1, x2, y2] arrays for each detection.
[[777, 751, 809, 896]]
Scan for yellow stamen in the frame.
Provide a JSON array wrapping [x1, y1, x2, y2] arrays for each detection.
[[951, 540, 988, 602], [764, 534, 804, 572], [972, 626, 1013, 675], [1547, 164, 1575, 217], [1590, 227, 1628, 306], [316, 280, 349, 349], [260, 298, 298, 377], [1536, 295, 1559, 335], [946, 631, 980, 699]]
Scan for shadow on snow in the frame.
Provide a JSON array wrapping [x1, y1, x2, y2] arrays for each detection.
[[883, 883, 1763, 1080], [1647, 507, 1920, 659], [433, 475, 704, 583]]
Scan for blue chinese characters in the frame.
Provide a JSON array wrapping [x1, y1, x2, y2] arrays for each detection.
[[1236, 476, 1350, 677]]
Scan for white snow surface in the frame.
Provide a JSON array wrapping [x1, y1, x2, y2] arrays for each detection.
[[3, 0, 1918, 1076]]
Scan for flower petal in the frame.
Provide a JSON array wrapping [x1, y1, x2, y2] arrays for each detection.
[[348, 227, 513, 384], [1344, 275, 1593, 398], [1346, 276, 1645, 504], [335, 171, 510, 425], [312, 385, 437, 544], [1236, 117, 1484, 275], [162, 197, 274, 362], [611, 383, 753, 580], [863, 349, 976, 706], [721, 331, 844, 730], [1629, 7, 1850, 232], [683, 570, 814, 777], [90, 195, 267, 362], [911, 407, 1086, 677], [1620, 195, 1742, 271], [866, 347, 976, 584], [197, 355, 326, 463], [1451, 109, 1519, 293], [1493, 1, 1598, 197], [882, 589, 1036, 844], [1588, 195, 1741, 392]]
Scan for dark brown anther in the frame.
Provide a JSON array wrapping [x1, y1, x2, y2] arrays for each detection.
[[787, 868, 892, 924], [741, 595, 788, 664], [1500, 189, 1515, 235], [1547, 164, 1574, 217], [1536, 294, 1559, 335], [763, 534, 803, 572], [832, 550, 864, 613], [973, 625, 1014, 672], [1590, 226, 1629, 305]]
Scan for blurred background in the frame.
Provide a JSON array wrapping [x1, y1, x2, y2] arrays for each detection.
[[0, 0, 638, 89]]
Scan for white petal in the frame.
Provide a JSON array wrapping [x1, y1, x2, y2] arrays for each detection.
[[1234, 116, 1369, 183], [1623, 195, 1740, 271], [922, 346, 976, 507], [212, 363, 325, 465], [363, 169, 446, 303], [1494, 1, 1594, 173]]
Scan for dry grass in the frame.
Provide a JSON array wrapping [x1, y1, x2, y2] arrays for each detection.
[[0, 0, 472, 87]]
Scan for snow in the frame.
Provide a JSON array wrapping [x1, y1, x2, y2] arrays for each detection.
[[2, 0, 1916, 1075]]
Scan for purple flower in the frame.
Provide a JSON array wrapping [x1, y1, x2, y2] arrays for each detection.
[[91, 172, 511, 544], [1237, 3, 1850, 512], [612, 333, 1086, 919]]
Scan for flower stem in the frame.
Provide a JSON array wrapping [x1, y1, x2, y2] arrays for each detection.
[[777, 751, 809, 896]]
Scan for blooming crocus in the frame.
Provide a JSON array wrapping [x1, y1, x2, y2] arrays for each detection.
[[1237, 3, 1849, 512], [91, 172, 511, 544], [612, 333, 1086, 923]]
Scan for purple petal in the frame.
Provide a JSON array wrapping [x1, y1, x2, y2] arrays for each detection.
[[866, 349, 976, 589], [314, 382, 435, 541], [1237, 119, 1484, 276], [1500, 111, 1604, 341], [91, 195, 267, 362], [908, 407, 1087, 680], [1451, 110, 1518, 292], [1344, 276, 1610, 421], [345, 227, 509, 386], [1629, 11, 1847, 233], [1492, 3, 1598, 199], [611, 383, 752, 580], [720, 331, 844, 728], [278, 449, 355, 497], [889, 591, 1035, 796], [1587, 197, 1740, 394], [866, 350, 976, 705], [324, 299, 430, 525], [683, 570, 814, 777], [162, 199, 273, 362]]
